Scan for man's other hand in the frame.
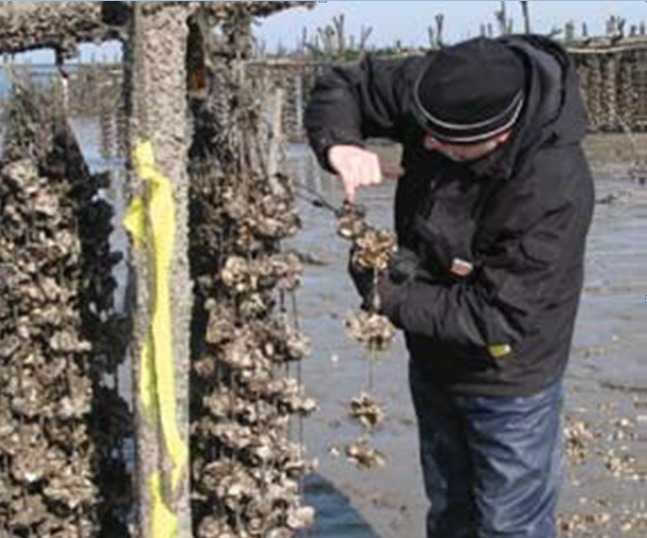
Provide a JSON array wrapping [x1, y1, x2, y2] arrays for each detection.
[[328, 145, 383, 202], [348, 247, 376, 309]]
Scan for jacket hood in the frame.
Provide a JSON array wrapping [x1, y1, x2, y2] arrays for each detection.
[[466, 34, 589, 180]]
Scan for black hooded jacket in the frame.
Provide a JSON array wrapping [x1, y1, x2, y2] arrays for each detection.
[[305, 36, 595, 396]]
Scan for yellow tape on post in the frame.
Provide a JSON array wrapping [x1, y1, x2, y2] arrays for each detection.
[[150, 472, 178, 538], [124, 140, 188, 536]]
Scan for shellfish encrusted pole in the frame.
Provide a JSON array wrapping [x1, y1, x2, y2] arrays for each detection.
[[0, 1, 125, 56], [122, 4, 193, 537]]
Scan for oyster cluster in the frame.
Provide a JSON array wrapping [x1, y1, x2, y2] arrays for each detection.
[[337, 201, 397, 351], [220, 253, 302, 295], [0, 85, 129, 536], [337, 201, 397, 272], [345, 310, 397, 352], [345, 438, 386, 470], [564, 416, 599, 465], [188, 37, 315, 538], [221, 186, 302, 252], [349, 392, 385, 431]]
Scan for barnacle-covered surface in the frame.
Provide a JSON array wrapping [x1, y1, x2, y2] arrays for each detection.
[[140, 1, 312, 19], [0, 2, 312, 57], [0, 84, 130, 535], [188, 15, 315, 538], [0, 2, 123, 57]]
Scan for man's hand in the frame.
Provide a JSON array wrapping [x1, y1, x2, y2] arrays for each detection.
[[328, 145, 383, 202], [376, 271, 405, 327], [388, 248, 424, 284]]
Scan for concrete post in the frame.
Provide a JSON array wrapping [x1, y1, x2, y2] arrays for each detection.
[[123, 4, 193, 537]]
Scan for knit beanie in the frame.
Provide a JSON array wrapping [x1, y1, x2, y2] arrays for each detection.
[[413, 37, 526, 144]]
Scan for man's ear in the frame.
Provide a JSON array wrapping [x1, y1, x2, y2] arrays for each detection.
[[496, 130, 512, 144], [422, 134, 436, 151]]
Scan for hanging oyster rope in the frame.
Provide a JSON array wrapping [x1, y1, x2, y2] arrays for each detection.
[[0, 86, 129, 535], [336, 201, 396, 470], [188, 41, 315, 536], [190, 208, 317, 538]]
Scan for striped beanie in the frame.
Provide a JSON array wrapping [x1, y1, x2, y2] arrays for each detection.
[[413, 37, 526, 144]]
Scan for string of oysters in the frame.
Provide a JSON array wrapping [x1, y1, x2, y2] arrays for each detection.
[[337, 202, 398, 470]]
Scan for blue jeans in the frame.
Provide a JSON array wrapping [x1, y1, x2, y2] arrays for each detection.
[[409, 361, 563, 538]]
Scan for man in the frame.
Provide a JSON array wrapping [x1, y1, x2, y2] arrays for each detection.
[[305, 36, 594, 538]]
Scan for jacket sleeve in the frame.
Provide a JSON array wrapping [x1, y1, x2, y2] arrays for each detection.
[[304, 54, 425, 172], [389, 196, 580, 353]]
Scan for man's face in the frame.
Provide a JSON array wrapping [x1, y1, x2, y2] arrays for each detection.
[[423, 131, 511, 162]]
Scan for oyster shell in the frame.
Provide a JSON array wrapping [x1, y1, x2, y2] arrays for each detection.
[[349, 392, 385, 430], [345, 438, 387, 470]]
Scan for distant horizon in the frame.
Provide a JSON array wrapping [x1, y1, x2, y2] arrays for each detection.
[[258, 1, 647, 52], [2, 1, 645, 64]]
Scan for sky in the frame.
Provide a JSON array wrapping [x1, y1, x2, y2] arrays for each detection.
[[257, 1, 647, 51], [5, 1, 647, 63]]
